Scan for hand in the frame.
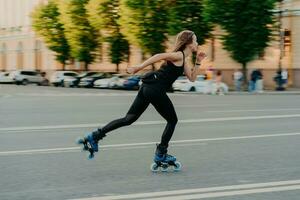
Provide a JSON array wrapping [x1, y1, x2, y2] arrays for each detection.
[[196, 52, 207, 62], [126, 67, 139, 74]]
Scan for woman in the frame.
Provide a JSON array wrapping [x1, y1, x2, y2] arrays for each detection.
[[78, 30, 206, 163], [214, 70, 223, 95]]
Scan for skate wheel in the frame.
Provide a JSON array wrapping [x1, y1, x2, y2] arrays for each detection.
[[173, 161, 182, 171], [150, 163, 159, 172], [161, 167, 168, 172], [76, 138, 84, 144], [88, 153, 94, 160], [161, 164, 169, 172]]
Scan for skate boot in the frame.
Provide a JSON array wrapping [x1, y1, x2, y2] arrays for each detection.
[[150, 144, 182, 172], [77, 128, 105, 159]]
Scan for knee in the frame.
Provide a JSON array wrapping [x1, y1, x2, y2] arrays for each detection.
[[168, 116, 178, 126], [123, 114, 138, 126]]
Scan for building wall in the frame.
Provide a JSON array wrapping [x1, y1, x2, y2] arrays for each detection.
[[290, 1, 300, 87]]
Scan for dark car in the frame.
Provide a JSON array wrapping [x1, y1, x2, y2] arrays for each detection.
[[64, 71, 98, 87], [123, 75, 141, 90], [78, 72, 113, 88]]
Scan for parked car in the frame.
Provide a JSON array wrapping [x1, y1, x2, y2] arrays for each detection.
[[173, 75, 205, 92], [63, 71, 98, 87], [123, 75, 140, 90], [173, 75, 228, 94], [0, 72, 14, 84], [50, 71, 78, 87], [10, 70, 48, 85], [94, 74, 128, 89], [78, 72, 113, 88]]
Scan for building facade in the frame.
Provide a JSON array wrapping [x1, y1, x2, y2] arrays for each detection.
[[0, 0, 59, 73], [0, 0, 299, 88]]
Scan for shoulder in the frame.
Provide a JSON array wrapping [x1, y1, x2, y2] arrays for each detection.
[[157, 52, 183, 62]]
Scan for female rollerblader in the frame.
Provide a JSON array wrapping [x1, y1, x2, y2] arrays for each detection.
[[77, 30, 206, 170]]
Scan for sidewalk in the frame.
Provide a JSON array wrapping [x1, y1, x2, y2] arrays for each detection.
[[228, 88, 300, 95], [179, 88, 300, 95]]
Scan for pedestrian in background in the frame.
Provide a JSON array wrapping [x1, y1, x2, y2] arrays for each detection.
[[205, 65, 214, 81], [214, 70, 224, 95], [233, 69, 243, 91], [281, 69, 288, 88], [249, 69, 261, 93], [255, 69, 263, 93]]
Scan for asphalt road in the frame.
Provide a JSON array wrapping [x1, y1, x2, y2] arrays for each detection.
[[0, 85, 300, 200]]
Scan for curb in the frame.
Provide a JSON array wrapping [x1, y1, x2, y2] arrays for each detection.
[[175, 91, 300, 95]]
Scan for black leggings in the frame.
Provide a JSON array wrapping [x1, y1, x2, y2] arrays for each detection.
[[100, 85, 178, 147]]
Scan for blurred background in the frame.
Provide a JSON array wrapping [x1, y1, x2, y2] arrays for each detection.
[[0, 0, 299, 90]]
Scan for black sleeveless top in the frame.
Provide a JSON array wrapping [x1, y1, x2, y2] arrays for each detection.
[[142, 51, 185, 90]]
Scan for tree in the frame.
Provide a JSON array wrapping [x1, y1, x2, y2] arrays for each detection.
[[167, 0, 211, 45], [31, 0, 71, 68], [58, 0, 99, 71], [119, 0, 169, 61], [87, 0, 129, 72], [204, 0, 276, 86], [108, 33, 130, 71]]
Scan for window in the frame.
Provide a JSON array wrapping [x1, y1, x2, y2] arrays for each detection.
[[64, 72, 77, 76], [21, 71, 37, 76]]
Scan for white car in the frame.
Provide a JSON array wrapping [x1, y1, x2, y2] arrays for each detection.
[[173, 75, 228, 94], [0, 72, 14, 83], [10, 70, 48, 85], [173, 75, 206, 92], [50, 71, 78, 87], [94, 74, 127, 89]]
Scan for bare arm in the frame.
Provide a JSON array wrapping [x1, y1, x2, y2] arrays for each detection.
[[127, 52, 181, 74], [184, 52, 206, 82]]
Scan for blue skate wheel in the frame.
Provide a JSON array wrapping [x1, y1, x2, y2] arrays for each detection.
[[76, 138, 84, 144], [88, 153, 94, 160], [173, 161, 182, 172], [161, 164, 169, 172], [150, 163, 159, 172]]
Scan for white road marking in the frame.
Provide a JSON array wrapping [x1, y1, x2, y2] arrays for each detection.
[[9, 92, 207, 97], [149, 185, 300, 200], [0, 132, 299, 156], [70, 180, 300, 200], [177, 104, 231, 108], [1, 114, 300, 132], [206, 108, 300, 113], [14, 93, 137, 97]]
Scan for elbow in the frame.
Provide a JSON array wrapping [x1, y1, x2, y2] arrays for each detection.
[[154, 53, 163, 59]]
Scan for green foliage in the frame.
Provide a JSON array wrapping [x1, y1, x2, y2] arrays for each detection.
[[87, 0, 129, 70], [108, 33, 130, 70], [119, 0, 169, 55], [58, 0, 99, 70], [31, 0, 70, 66], [87, 0, 117, 35], [31, 0, 277, 77], [167, 0, 211, 45], [204, 0, 276, 83], [205, 0, 276, 65]]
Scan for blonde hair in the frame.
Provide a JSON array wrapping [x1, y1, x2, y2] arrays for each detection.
[[173, 30, 195, 52]]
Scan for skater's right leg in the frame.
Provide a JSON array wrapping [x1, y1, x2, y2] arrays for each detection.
[[90, 86, 150, 144]]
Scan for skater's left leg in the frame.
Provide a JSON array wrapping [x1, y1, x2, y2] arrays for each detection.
[[92, 87, 150, 142]]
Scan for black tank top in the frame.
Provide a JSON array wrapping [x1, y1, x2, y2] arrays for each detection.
[[142, 51, 185, 90]]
